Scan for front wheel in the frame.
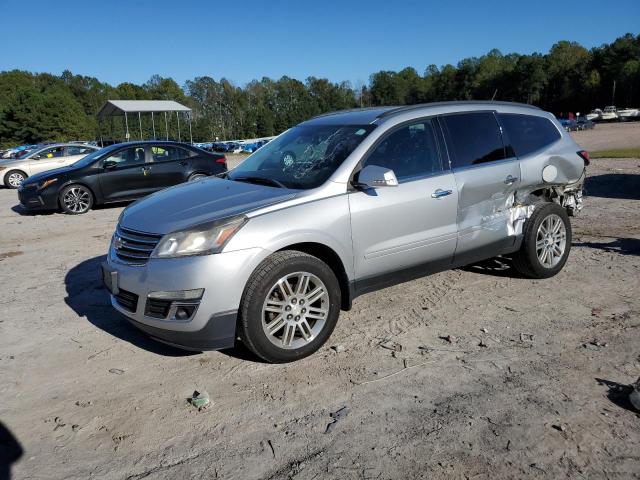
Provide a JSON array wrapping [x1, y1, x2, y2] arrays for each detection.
[[511, 202, 572, 279], [60, 184, 93, 214], [238, 251, 341, 363], [4, 170, 27, 189], [188, 173, 207, 182]]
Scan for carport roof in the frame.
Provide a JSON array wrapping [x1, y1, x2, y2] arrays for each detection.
[[98, 100, 191, 117]]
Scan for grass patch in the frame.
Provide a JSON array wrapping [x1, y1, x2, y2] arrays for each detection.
[[590, 148, 640, 159]]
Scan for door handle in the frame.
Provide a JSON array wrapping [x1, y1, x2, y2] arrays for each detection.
[[431, 189, 453, 199], [504, 175, 518, 185], [179, 161, 188, 166]]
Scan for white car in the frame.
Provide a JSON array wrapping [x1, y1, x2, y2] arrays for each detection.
[[0, 143, 99, 188]]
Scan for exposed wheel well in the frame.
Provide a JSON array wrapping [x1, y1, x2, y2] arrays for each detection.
[[277, 242, 352, 311]]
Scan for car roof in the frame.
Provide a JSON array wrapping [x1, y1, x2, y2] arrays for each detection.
[[303, 101, 542, 126]]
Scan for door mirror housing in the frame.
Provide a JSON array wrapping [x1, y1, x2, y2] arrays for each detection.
[[355, 165, 398, 188], [103, 160, 117, 170]]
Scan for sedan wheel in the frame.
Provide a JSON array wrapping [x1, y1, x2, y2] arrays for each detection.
[[60, 185, 93, 214], [5, 171, 26, 189]]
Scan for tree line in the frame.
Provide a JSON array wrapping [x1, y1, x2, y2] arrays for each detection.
[[0, 33, 638, 148]]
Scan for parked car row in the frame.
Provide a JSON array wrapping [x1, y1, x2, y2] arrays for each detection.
[[101, 101, 588, 362], [557, 117, 595, 132]]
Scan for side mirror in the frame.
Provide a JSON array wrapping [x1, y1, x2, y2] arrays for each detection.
[[355, 165, 398, 188], [103, 160, 117, 170]]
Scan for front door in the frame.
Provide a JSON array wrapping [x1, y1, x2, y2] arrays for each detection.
[[349, 118, 459, 288], [439, 111, 522, 263], [98, 146, 155, 202]]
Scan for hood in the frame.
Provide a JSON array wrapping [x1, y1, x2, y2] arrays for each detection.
[[120, 177, 298, 234], [22, 164, 81, 185], [0, 158, 27, 168]]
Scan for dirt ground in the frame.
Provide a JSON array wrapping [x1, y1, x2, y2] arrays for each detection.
[[0, 125, 639, 480]]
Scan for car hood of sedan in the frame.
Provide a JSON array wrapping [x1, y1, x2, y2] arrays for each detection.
[[22, 165, 79, 185], [120, 177, 298, 234]]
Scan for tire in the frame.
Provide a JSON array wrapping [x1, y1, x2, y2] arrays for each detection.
[[238, 250, 341, 363], [188, 173, 207, 182], [59, 184, 93, 214], [4, 170, 27, 189], [511, 202, 572, 279]]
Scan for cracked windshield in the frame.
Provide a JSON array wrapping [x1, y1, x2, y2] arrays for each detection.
[[227, 124, 376, 189]]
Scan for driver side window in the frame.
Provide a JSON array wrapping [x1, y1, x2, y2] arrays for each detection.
[[363, 119, 443, 182], [104, 147, 146, 167], [35, 146, 64, 160]]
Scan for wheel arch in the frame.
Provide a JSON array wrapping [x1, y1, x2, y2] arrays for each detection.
[[276, 242, 353, 311]]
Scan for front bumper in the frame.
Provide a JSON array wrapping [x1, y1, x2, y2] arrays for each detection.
[[102, 245, 268, 351], [17, 185, 58, 211]]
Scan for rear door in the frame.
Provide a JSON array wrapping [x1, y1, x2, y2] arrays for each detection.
[[98, 146, 154, 202], [349, 118, 458, 286], [147, 145, 192, 188], [439, 111, 521, 263], [63, 145, 97, 166], [28, 146, 67, 175]]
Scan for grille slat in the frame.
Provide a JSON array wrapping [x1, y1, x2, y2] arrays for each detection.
[[115, 226, 162, 265], [145, 298, 172, 319]]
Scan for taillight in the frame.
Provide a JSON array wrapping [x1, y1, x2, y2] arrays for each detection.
[[216, 156, 226, 164], [577, 150, 590, 166]]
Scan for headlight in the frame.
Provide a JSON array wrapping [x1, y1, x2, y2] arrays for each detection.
[[152, 215, 247, 258], [38, 178, 57, 190]]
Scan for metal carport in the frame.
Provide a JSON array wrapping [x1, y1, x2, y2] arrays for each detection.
[[97, 100, 193, 145]]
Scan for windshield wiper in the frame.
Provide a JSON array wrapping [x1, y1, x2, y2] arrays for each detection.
[[232, 175, 287, 189]]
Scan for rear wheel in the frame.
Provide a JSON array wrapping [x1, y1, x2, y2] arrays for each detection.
[[4, 170, 27, 189], [60, 184, 93, 214], [511, 202, 571, 279], [188, 173, 207, 182], [239, 251, 341, 363]]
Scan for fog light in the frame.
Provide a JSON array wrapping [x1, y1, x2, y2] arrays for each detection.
[[148, 289, 204, 301], [175, 305, 196, 321]]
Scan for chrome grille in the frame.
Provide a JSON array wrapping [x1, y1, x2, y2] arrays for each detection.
[[114, 225, 162, 265]]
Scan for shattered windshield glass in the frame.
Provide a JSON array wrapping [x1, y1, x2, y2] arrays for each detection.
[[227, 124, 376, 189]]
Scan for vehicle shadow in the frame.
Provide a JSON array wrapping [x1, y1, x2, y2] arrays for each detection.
[[584, 173, 640, 200], [64, 255, 195, 357], [573, 237, 640, 256], [595, 378, 640, 414], [0, 421, 23, 480], [461, 256, 523, 278]]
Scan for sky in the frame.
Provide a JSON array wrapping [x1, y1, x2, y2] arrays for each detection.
[[1, 0, 638, 88]]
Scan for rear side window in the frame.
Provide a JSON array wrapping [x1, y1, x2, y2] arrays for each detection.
[[498, 114, 561, 157], [363, 119, 443, 181], [441, 112, 507, 168], [151, 146, 190, 162], [67, 146, 95, 156]]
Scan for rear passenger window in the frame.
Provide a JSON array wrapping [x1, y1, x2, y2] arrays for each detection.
[[151, 146, 189, 162], [498, 114, 561, 157], [363, 119, 442, 181], [441, 112, 507, 168]]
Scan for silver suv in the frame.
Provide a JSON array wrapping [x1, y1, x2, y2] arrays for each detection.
[[102, 101, 587, 363]]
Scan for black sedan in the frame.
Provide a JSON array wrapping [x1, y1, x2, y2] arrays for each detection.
[[17, 141, 227, 214]]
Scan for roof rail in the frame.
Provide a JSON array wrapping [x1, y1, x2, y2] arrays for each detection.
[[376, 100, 541, 120], [310, 106, 394, 120]]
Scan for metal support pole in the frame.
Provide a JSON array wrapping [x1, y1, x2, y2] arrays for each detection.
[[188, 112, 193, 145], [138, 112, 143, 140], [124, 112, 130, 141], [176, 111, 181, 142], [164, 112, 169, 140], [151, 112, 156, 139]]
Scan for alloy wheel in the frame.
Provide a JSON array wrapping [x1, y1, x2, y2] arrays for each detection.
[[63, 187, 91, 213], [261, 271, 329, 349], [535, 214, 566, 268]]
